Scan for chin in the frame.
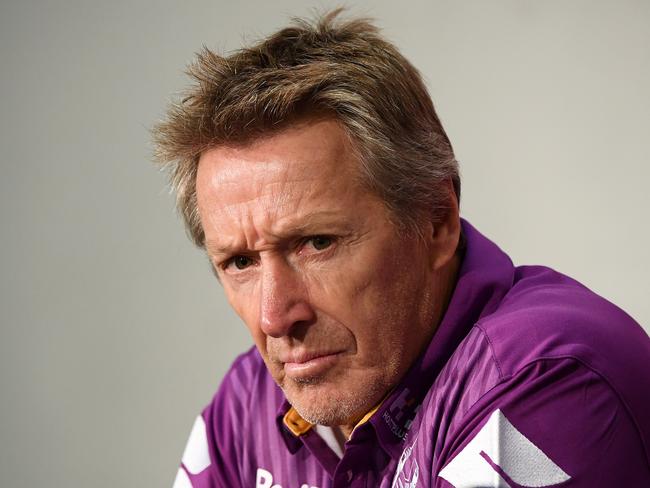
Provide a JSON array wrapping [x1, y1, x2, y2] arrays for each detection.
[[284, 378, 382, 427]]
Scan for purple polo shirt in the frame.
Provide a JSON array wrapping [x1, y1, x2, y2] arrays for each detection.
[[173, 221, 650, 487]]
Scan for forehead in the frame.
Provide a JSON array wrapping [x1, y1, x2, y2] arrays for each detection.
[[198, 118, 358, 180], [195, 118, 382, 249]]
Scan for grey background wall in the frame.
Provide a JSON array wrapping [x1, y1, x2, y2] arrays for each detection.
[[1, 1, 648, 486]]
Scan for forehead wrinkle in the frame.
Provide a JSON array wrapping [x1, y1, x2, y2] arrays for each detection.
[[213, 168, 315, 214], [271, 209, 354, 236], [205, 168, 370, 256], [199, 123, 370, 258], [205, 207, 354, 259], [204, 202, 293, 258]]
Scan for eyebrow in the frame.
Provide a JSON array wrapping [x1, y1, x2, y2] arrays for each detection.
[[204, 211, 353, 258]]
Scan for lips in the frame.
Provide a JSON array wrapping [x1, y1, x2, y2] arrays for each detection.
[[280, 350, 340, 364], [280, 350, 344, 380]]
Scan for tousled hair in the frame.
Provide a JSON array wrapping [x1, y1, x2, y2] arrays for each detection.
[[153, 9, 460, 247]]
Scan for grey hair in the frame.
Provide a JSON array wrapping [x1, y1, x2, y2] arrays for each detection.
[[152, 9, 460, 246]]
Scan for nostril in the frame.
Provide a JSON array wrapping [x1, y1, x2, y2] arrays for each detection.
[[259, 298, 316, 338], [288, 319, 316, 341]]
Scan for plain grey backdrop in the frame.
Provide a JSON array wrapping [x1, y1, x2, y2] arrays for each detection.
[[1, 1, 648, 486]]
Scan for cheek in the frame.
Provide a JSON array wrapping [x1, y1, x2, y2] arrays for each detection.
[[329, 254, 401, 316], [303, 265, 366, 321], [325, 250, 422, 346], [301, 260, 391, 350]]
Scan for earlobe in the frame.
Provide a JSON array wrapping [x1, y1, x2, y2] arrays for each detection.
[[430, 221, 460, 272]]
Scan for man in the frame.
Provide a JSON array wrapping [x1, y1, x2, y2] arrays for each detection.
[[154, 11, 650, 488]]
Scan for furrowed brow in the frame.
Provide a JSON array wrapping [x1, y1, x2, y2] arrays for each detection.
[[203, 211, 353, 258], [204, 241, 239, 259], [274, 211, 352, 236]]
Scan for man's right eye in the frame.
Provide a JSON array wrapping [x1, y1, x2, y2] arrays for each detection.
[[229, 255, 254, 270]]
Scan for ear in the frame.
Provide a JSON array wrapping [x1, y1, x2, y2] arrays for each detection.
[[429, 179, 461, 272]]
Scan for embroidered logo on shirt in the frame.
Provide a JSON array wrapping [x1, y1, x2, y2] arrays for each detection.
[[384, 388, 421, 440], [255, 468, 319, 488], [391, 436, 420, 488], [438, 409, 571, 488]]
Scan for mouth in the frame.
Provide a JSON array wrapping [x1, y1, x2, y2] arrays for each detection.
[[281, 351, 344, 380]]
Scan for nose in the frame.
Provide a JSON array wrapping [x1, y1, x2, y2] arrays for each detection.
[[259, 257, 316, 338]]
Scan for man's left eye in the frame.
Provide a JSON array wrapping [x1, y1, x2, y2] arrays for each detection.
[[308, 235, 333, 251]]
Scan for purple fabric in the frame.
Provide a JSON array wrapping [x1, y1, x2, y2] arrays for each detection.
[[174, 220, 650, 487]]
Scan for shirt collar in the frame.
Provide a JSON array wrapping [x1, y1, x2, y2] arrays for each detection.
[[276, 219, 515, 458]]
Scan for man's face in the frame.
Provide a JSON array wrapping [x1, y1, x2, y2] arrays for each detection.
[[196, 119, 447, 428]]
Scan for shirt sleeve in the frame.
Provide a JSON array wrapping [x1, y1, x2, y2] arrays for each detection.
[[435, 357, 650, 488]]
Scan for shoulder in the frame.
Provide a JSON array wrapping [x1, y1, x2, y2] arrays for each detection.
[[435, 353, 650, 487], [418, 263, 650, 438], [477, 265, 650, 394], [433, 265, 650, 484]]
